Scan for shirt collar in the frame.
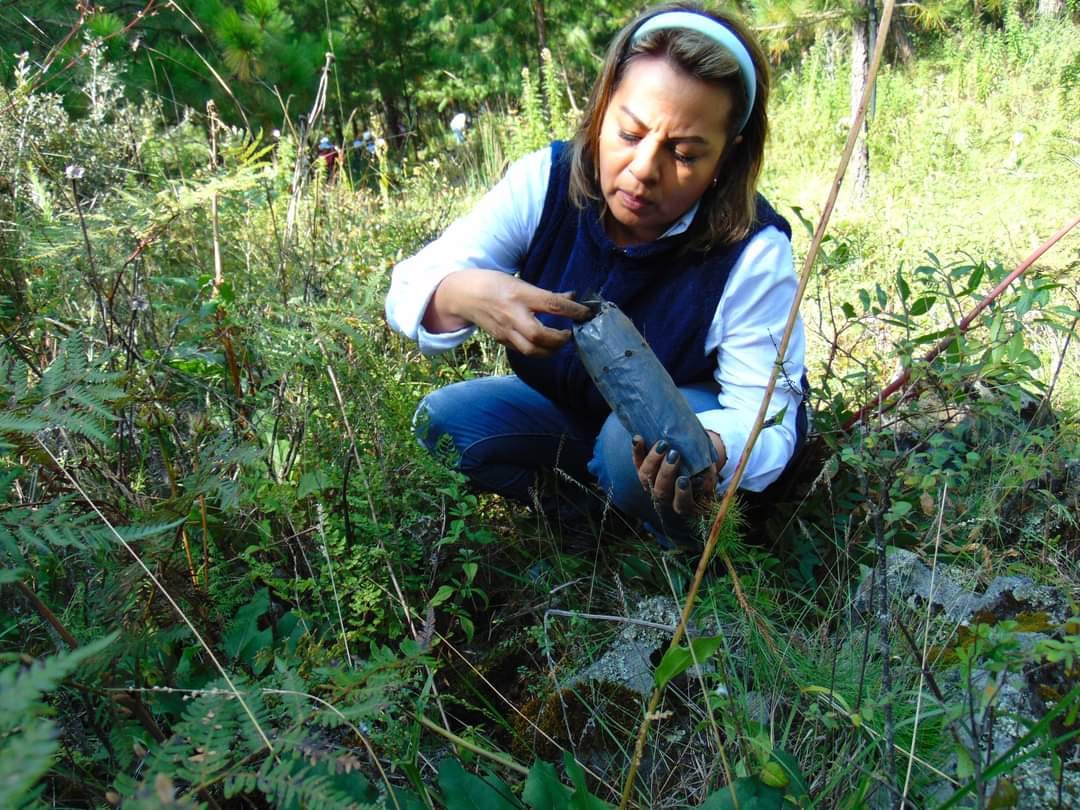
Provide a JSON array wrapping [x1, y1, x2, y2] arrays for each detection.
[[660, 201, 700, 239]]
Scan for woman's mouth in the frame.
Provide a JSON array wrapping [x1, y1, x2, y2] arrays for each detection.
[[617, 190, 652, 213]]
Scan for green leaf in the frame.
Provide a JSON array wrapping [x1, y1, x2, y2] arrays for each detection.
[[895, 270, 910, 302], [462, 562, 478, 584], [223, 588, 273, 670], [458, 613, 475, 643], [437, 758, 520, 810], [769, 749, 809, 800], [654, 635, 724, 690], [909, 296, 936, 316], [564, 754, 611, 808], [0, 568, 24, 585], [429, 585, 456, 608], [523, 760, 570, 809], [885, 500, 913, 522], [700, 777, 785, 809], [297, 469, 333, 499]]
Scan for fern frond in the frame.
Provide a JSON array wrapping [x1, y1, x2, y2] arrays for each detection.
[[64, 385, 122, 423], [0, 717, 57, 806], [97, 517, 186, 545], [0, 633, 117, 726], [38, 406, 112, 444], [0, 413, 47, 434], [247, 753, 380, 809], [0, 633, 120, 805]]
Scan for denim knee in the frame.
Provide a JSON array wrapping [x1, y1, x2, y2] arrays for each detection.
[[588, 413, 648, 517], [413, 387, 459, 463]]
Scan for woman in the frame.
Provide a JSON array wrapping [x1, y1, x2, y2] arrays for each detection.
[[386, 3, 806, 547]]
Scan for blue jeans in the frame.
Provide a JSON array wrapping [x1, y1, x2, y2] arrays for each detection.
[[415, 375, 723, 546]]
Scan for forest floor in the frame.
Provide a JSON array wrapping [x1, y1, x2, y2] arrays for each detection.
[[0, 15, 1078, 810]]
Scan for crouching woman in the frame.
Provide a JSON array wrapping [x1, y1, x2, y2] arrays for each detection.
[[386, 3, 807, 547]]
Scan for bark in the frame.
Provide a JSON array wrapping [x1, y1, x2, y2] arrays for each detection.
[[1037, 0, 1064, 16], [890, 13, 915, 64], [532, 0, 548, 56], [850, 0, 872, 204], [532, 0, 549, 104]]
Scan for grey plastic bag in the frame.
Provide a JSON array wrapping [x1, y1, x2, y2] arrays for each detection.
[[573, 300, 719, 479]]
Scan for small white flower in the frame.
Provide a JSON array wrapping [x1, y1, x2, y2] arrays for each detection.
[[65, 165, 86, 180]]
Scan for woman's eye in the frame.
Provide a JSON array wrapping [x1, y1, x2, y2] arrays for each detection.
[[674, 152, 698, 165], [619, 131, 641, 143]]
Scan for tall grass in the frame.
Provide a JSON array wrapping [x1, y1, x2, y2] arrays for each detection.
[[2, 15, 1077, 809], [765, 19, 1080, 405]]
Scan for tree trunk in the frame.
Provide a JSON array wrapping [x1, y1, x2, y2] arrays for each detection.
[[850, 0, 872, 204], [532, 0, 549, 102], [532, 0, 548, 56], [1037, 0, 1064, 16], [890, 13, 915, 64]]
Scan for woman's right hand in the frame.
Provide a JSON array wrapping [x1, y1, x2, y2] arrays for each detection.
[[423, 269, 593, 356]]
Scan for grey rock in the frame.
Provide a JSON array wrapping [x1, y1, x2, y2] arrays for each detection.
[[852, 548, 1069, 626], [853, 549, 1076, 807], [572, 596, 682, 696]]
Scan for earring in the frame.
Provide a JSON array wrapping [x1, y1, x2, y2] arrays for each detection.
[[711, 176, 719, 187]]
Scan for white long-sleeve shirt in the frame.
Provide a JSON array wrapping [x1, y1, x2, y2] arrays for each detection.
[[386, 147, 806, 491]]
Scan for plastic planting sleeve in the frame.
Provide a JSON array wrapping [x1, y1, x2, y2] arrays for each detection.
[[573, 301, 719, 479]]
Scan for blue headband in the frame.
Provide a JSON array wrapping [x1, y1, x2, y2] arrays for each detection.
[[631, 11, 756, 134]]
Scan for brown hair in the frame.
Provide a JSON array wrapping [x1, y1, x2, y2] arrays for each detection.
[[566, 2, 770, 250]]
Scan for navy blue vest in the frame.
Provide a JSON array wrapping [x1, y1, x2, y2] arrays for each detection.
[[508, 141, 792, 425]]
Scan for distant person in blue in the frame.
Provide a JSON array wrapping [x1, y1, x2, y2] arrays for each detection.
[[386, 3, 806, 548], [316, 136, 339, 182]]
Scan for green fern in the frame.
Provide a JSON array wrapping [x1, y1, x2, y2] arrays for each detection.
[[0, 634, 118, 808], [226, 753, 384, 809]]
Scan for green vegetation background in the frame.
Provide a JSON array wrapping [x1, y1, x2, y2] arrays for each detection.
[[0, 1, 1078, 808]]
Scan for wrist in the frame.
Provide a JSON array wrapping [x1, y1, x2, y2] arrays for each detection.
[[423, 270, 476, 333], [706, 430, 727, 470]]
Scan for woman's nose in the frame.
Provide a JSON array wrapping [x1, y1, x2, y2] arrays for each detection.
[[628, 139, 661, 185]]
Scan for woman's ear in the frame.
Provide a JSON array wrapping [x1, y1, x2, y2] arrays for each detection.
[[734, 134, 744, 146]]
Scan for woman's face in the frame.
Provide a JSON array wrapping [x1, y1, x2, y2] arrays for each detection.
[[597, 55, 737, 247]]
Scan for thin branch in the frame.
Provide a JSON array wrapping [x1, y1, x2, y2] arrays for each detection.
[[845, 213, 1080, 430], [619, 0, 900, 803], [418, 715, 530, 777], [544, 609, 676, 633]]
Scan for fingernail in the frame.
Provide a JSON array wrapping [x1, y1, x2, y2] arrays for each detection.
[[655, 440, 669, 454], [633, 435, 643, 447], [677, 476, 689, 490], [666, 449, 679, 465]]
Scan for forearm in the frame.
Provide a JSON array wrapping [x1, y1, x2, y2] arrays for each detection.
[[421, 269, 490, 333], [385, 147, 552, 346]]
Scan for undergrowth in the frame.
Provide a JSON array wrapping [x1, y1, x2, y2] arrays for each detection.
[[0, 14, 1077, 810]]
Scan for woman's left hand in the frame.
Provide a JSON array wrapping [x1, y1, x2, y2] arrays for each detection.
[[632, 431, 727, 516]]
